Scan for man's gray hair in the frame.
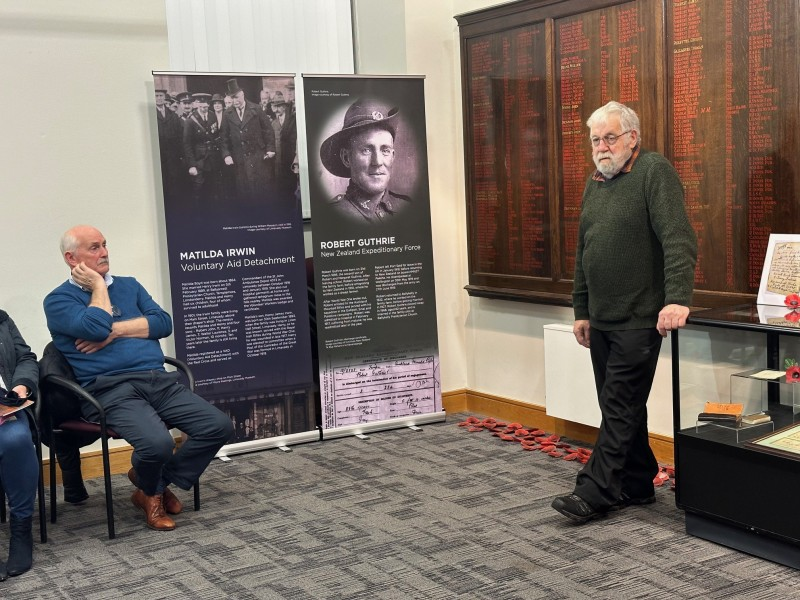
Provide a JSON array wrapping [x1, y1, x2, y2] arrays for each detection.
[[60, 229, 80, 256], [586, 101, 640, 136]]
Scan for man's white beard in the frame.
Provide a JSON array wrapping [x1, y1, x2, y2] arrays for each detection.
[[594, 153, 624, 178]]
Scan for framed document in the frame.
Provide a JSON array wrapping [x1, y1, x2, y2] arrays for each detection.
[[746, 422, 800, 460], [756, 234, 800, 307]]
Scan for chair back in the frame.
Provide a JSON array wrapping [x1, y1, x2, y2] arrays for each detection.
[[38, 342, 99, 447]]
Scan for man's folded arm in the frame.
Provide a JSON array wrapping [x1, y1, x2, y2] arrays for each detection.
[[44, 292, 113, 342], [135, 280, 173, 339]]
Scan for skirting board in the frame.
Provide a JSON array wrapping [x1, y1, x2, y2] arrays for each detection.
[[49, 389, 673, 481]]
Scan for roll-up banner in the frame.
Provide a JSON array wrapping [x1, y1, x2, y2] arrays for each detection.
[[152, 72, 317, 453], [303, 75, 443, 437]]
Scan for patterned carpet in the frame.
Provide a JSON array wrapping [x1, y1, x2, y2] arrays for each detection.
[[2, 413, 798, 599]]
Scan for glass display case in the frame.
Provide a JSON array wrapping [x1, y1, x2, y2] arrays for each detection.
[[674, 304, 800, 569]]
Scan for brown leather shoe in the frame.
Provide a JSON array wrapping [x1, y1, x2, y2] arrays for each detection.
[[128, 467, 183, 515], [162, 488, 183, 515], [131, 489, 176, 531]]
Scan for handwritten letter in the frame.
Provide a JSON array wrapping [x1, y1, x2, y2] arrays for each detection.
[[766, 242, 800, 295]]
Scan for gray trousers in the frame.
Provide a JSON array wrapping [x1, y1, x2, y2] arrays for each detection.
[[84, 370, 233, 495]]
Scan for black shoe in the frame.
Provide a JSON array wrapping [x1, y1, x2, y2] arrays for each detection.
[[610, 495, 656, 511], [0, 558, 7, 582], [624, 494, 656, 506], [63, 482, 89, 504], [58, 447, 89, 504], [7, 515, 33, 577], [551, 494, 605, 524], [610, 493, 657, 511]]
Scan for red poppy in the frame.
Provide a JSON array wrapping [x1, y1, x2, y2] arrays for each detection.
[[785, 294, 800, 308], [786, 311, 800, 323], [787, 366, 800, 382]]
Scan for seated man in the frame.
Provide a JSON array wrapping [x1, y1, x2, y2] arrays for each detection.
[[43, 225, 234, 531]]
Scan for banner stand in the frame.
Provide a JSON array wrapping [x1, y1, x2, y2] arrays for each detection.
[[152, 71, 318, 451], [304, 75, 443, 437], [216, 412, 446, 457], [320, 411, 446, 441], [217, 429, 322, 458]]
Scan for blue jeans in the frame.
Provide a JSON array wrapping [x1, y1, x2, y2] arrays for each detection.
[[84, 370, 233, 495], [0, 411, 38, 519]]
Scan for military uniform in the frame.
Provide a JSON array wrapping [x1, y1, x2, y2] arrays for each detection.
[[183, 112, 223, 203], [155, 106, 183, 198], [330, 183, 411, 223]]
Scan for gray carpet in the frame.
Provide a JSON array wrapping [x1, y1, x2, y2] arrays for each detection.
[[2, 413, 798, 599]]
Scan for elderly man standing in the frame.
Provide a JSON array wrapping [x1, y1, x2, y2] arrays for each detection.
[[320, 98, 411, 223], [44, 225, 233, 531], [551, 101, 697, 524], [220, 78, 276, 203]]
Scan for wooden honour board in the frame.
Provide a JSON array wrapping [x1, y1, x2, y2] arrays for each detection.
[[457, 0, 800, 307]]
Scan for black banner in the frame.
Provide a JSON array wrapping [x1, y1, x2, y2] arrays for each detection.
[[303, 75, 441, 430], [153, 72, 315, 446]]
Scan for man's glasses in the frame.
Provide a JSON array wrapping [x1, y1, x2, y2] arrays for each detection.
[[590, 130, 631, 147]]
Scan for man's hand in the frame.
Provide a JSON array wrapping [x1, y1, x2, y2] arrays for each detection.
[[75, 334, 114, 354], [189, 167, 198, 176], [573, 319, 591, 348], [657, 304, 691, 337], [224, 156, 234, 166], [264, 151, 275, 160], [71, 262, 104, 290]]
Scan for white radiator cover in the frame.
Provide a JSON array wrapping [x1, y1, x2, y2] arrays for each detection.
[[544, 323, 601, 427], [543, 323, 675, 435]]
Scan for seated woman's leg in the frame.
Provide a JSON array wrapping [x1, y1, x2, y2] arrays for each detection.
[[0, 415, 39, 577]]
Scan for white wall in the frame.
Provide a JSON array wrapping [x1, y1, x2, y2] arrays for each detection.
[[352, 0, 406, 74], [1, 1, 173, 358]]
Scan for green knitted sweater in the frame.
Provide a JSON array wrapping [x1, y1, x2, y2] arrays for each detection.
[[572, 148, 697, 330]]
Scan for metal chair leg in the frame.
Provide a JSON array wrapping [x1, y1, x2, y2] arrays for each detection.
[[50, 438, 58, 524], [35, 437, 47, 543], [193, 481, 200, 511], [100, 433, 115, 539]]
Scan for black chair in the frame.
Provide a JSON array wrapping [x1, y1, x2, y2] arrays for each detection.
[[0, 403, 48, 543], [39, 346, 200, 539]]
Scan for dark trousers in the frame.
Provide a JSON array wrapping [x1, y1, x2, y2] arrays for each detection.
[[84, 370, 233, 495], [573, 327, 662, 510]]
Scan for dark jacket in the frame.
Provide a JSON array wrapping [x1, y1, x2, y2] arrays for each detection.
[[183, 112, 222, 172], [0, 309, 38, 395], [220, 101, 276, 200], [0, 310, 38, 436]]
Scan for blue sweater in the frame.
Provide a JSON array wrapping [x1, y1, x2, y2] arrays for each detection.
[[44, 276, 173, 386]]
